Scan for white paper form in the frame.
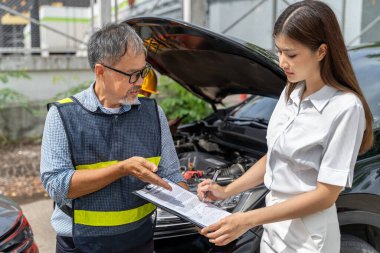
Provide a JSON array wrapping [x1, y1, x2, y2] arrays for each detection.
[[133, 179, 231, 228]]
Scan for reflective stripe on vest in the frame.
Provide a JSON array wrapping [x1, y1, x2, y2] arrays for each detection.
[[57, 97, 74, 104], [73, 156, 160, 227], [75, 156, 161, 170], [74, 203, 156, 226]]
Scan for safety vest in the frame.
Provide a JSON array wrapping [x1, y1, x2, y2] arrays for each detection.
[[49, 96, 161, 251]]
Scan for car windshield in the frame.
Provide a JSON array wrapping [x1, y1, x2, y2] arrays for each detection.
[[229, 96, 277, 125], [350, 48, 380, 128]]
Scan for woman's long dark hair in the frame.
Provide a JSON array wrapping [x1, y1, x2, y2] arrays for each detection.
[[273, 0, 373, 154]]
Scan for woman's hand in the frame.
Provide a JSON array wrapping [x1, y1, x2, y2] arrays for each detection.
[[200, 212, 251, 246], [197, 179, 228, 202]]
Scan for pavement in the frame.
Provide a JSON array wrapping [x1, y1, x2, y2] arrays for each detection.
[[21, 199, 56, 253]]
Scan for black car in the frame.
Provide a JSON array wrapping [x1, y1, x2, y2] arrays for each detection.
[[0, 194, 39, 253], [125, 17, 380, 253]]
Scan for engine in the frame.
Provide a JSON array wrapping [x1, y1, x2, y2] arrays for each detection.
[[178, 151, 257, 189], [172, 121, 260, 211]]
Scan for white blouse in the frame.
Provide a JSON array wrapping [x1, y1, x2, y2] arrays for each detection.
[[264, 82, 365, 194]]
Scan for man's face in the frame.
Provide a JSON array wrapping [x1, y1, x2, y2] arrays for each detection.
[[97, 49, 147, 106]]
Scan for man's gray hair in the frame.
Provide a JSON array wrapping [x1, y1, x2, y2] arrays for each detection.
[[87, 23, 146, 71]]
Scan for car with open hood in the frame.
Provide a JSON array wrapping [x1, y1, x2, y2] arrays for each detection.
[[0, 194, 38, 253], [125, 17, 380, 253]]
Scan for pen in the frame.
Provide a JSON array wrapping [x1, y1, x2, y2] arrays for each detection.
[[202, 169, 221, 202]]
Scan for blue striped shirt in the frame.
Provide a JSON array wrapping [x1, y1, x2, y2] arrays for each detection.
[[40, 83, 184, 236]]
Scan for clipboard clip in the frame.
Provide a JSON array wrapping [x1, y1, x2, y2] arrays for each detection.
[[145, 185, 154, 191]]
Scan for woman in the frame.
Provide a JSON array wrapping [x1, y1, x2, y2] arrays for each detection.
[[197, 1, 373, 252]]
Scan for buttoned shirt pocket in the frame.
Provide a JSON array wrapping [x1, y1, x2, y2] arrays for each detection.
[[277, 115, 326, 170]]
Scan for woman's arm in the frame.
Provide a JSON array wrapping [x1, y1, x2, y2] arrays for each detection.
[[248, 182, 341, 225], [201, 181, 341, 246]]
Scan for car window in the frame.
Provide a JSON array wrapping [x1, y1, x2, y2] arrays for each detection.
[[231, 96, 278, 122], [350, 49, 380, 128]]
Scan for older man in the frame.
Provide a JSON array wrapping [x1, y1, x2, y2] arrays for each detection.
[[40, 23, 186, 253]]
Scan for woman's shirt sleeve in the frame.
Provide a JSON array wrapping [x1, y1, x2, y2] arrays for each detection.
[[317, 102, 365, 187]]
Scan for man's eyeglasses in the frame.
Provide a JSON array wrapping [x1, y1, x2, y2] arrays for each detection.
[[101, 63, 151, 84]]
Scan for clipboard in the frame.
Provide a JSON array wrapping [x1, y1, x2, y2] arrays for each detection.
[[133, 179, 231, 228]]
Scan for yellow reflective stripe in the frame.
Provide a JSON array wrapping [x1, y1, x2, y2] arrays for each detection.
[[146, 156, 161, 166], [76, 161, 118, 170], [74, 203, 156, 226], [138, 94, 145, 97], [57, 98, 73, 104], [75, 157, 161, 170]]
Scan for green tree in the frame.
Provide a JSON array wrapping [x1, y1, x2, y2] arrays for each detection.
[[157, 76, 212, 124]]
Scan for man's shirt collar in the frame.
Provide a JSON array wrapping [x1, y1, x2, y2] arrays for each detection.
[[81, 82, 141, 114]]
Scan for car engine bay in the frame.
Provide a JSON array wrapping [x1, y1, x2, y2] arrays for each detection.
[[172, 121, 260, 211]]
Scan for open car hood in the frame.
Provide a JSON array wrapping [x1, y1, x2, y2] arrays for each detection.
[[124, 17, 286, 104]]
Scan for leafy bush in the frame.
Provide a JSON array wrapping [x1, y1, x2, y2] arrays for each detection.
[[0, 72, 30, 109], [0, 71, 30, 84], [0, 88, 29, 109], [156, 76, 212, 124]]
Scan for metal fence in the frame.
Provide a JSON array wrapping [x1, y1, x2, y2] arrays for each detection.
[[0, 0, 91, 55], [0, 0, 181, 56], [0, 0, 379, 56]]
